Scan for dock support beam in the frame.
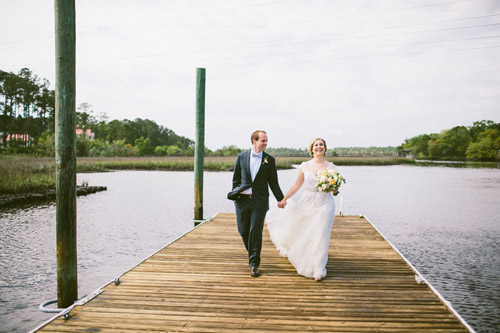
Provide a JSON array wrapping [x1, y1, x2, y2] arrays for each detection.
[[194, 68, 206, 226], [54, 0, 78, 308]]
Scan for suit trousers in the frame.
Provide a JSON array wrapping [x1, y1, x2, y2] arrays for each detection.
[[234, 196, 267, 268]]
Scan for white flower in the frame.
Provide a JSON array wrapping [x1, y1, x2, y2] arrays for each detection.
[[316, 169, 346, 195]]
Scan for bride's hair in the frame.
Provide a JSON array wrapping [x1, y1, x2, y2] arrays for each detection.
[[309, 138, 327, 157]]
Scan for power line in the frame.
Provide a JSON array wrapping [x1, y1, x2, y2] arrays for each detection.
[[0, 1, 482, 46], [63, 21, 500, 64], [71, 40, 500, 75], [203, 44, 500, 69], [4, 2, 500, 71], [4, 27, 500, 70], [67, 12, 500, 61], [229, 22, 500, 51]]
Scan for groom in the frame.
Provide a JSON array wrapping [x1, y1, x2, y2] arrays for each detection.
[[228, 130, 285, 277]]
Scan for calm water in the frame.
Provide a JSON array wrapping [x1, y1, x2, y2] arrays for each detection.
[[0, 166, 499, 332]]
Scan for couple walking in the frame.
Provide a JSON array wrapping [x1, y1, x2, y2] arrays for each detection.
[[228, 130, 337, 281]]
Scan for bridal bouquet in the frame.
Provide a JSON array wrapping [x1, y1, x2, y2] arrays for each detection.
[[316, 169, 346, 196]]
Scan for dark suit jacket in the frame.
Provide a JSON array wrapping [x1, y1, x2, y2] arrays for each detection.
[[228, 150, 284, 211]]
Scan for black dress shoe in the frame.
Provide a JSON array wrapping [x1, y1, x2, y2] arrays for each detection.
[[250, 266, 261, 277]]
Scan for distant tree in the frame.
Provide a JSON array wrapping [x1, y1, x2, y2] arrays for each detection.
[[35, 83, 55, 133], [167, 145, 181, 156], [466, 129, 500, 160], [135, 137, 154, 156], [442, 126, 471, 158], [427, 137, 451, 159], [104, 139, 136, 157], [330, 146, 397, 157], [154, 145, 168, 156], [212, 145, 242, 156], [0, 68, 55, 148], [402, 134, 433, 158], [76, 102, 97, 131], [265, 147, 309, 157], [469, 120, 498, 142], [76, 138, 89, 157], [402, 120, 499, 160], [33, 130, 55, 156]]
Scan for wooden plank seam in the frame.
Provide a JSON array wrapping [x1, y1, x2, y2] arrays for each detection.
[[363, 215, 476, 333], [30, 212, 220, 332]]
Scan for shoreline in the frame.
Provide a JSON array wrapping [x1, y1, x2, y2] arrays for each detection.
[[2, 156, 497, 207], [75, 156, 415, 172], [0, 185, 107, 209], [0, 156, 411, 209]]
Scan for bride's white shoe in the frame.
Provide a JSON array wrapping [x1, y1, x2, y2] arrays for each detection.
[[314, 275, 322, 281]]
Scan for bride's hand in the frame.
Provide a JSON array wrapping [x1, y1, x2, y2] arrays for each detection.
[[278, 199, 287, 208]]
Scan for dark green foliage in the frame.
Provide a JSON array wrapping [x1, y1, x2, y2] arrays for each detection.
[[0, 68, 55, 150], [210, 145, 243, 156], [265, 147, 310, 157], [328, 147, 397, 157], [402, 121, 500, 161], [466, 129, 500, 160], [265, 147, 398, 157], [1, 68, 194, 157]]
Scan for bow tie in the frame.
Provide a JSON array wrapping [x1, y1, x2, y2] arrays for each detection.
[[252, 152, 262, 158]]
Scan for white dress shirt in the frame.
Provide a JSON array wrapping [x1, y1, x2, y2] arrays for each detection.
[[241, 150, 262, 195]]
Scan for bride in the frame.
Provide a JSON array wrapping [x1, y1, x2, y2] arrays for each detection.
[[266, 138, 337, 281]]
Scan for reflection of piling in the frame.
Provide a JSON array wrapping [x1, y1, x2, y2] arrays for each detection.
[[55, 0, 78, 308], [194, 68, 206, 225]]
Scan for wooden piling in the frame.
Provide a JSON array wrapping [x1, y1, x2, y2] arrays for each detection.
[[54, 0, 77, 308], [194, 68, 206, 225]]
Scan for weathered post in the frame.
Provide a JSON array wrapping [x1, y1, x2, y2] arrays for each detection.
[[194, 68, 206, 226], [55, 0, 77, 308]]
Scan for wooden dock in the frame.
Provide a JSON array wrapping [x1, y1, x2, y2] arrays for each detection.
[[34, 213, 473, 332]]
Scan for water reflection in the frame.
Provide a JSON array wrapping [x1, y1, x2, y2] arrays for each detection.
[[0, 166, 499, 332]]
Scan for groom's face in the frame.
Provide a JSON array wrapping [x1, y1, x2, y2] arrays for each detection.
[[253, 132, 268, 153]]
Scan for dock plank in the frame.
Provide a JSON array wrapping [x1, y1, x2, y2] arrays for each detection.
[[35, 213, 471, 332]]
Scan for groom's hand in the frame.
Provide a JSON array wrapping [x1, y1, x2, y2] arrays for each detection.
[[277, 199, 287, 209]]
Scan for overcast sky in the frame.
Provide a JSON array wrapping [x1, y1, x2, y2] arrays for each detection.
[[2, 0, 499, 149]]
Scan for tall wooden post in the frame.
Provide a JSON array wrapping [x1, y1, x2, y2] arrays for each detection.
[[194, 68, 206, 225], [55, 0, 77, 308]]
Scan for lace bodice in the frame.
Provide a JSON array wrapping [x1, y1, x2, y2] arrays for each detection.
[[299, 161, 336, 192]]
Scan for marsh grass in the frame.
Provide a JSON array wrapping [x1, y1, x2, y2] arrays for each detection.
[[0, 156, 56, 194], [330, 157, 415, 166], [0, 155, 414, 195]]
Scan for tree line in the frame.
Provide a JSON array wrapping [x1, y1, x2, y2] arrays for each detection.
[[0, 68, 194, 157], [401, 120, 500, 160], [265, 146, 398, 157], [3, 68, 498, 160], [72, 103, 194, 157], [0, 68, 55, 146], [0, 68, 401, 158]]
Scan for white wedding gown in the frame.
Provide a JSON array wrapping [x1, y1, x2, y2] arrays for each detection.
[[266, 161, 336, 279]]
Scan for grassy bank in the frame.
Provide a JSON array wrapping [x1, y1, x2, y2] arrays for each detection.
[[0, 155, 414, 195], [76, 156, 414, 172], [0, 156, 56, 195]]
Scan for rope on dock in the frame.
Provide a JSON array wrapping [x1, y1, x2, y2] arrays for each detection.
[[38, 288, 104, 321], [38, 299, 64, 314], [35, 213, 221, 325]]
